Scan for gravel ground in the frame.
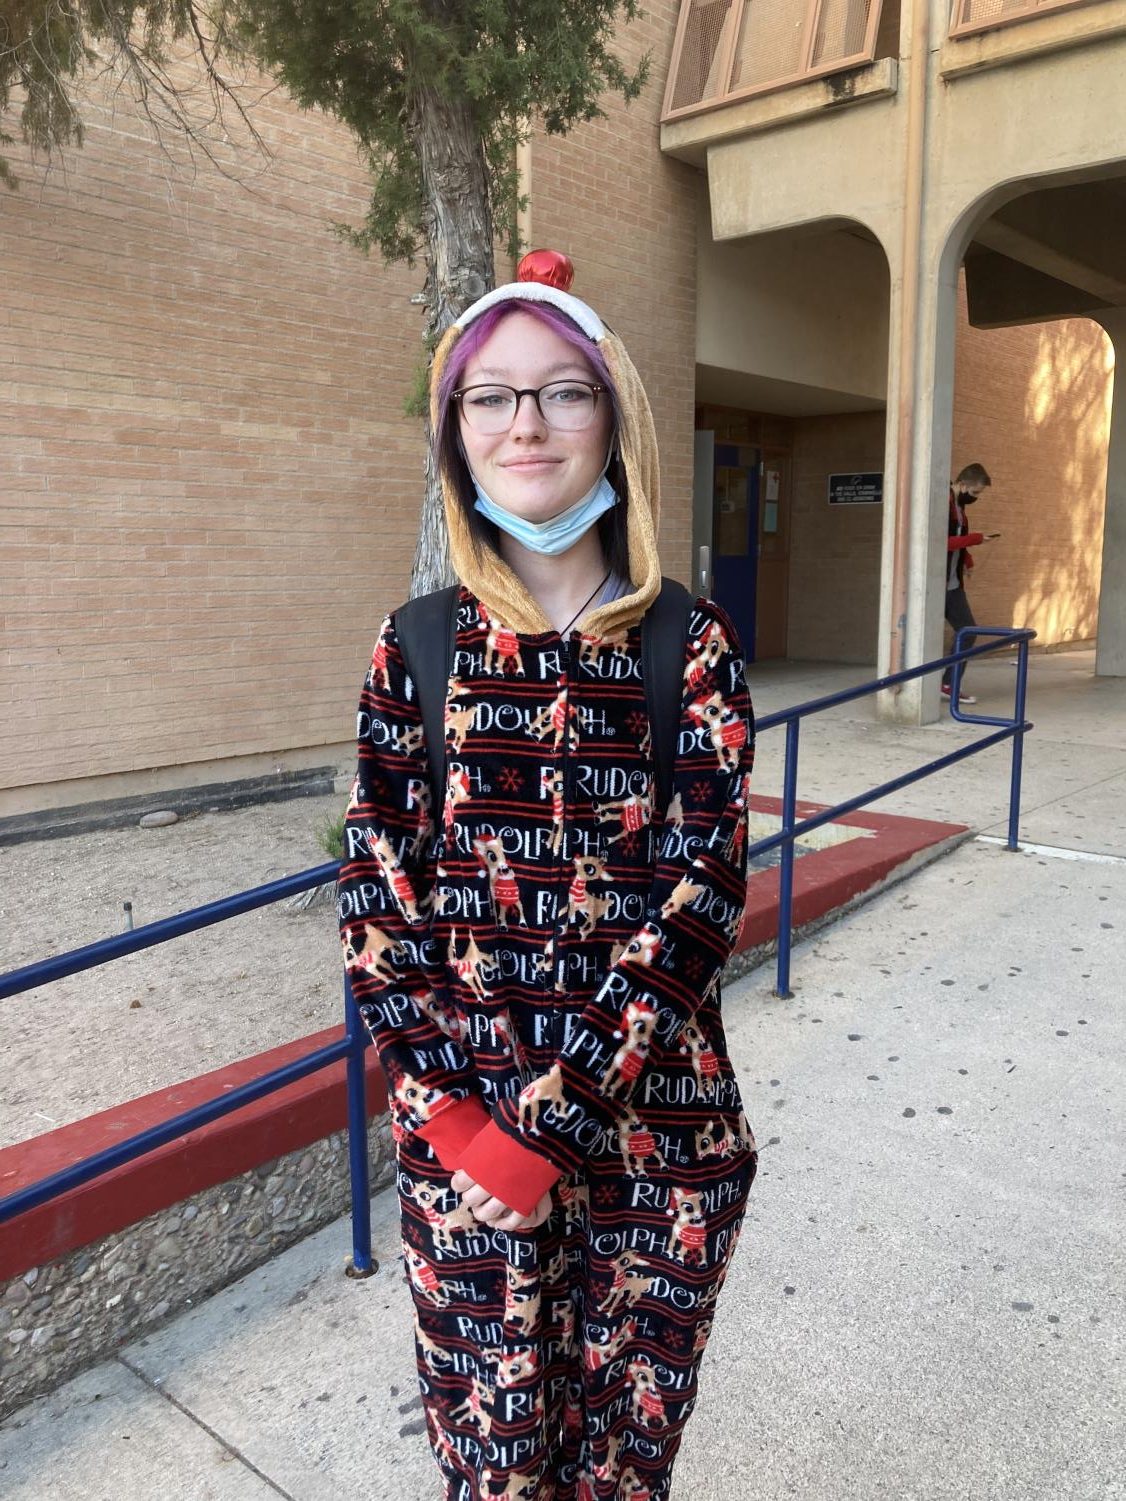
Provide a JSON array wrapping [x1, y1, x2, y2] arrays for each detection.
[[0, 795, 347, 1151]]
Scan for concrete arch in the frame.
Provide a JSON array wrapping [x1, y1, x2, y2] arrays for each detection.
[[888, 162, 1121, 723], [938, 157, 1126, 294], [705, 99, 905, 257], [944, 165, 1121, 671], [710, 202, 897, 269], [697, 208, 893, 416], [694, 204, 894, 666], [926, 22, 1126, 249]]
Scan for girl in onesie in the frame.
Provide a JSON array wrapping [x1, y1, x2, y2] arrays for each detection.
[[337, 250, 757, 1501]]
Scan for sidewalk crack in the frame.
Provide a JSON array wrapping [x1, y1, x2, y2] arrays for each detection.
[[116, 1353, 297, 1500]]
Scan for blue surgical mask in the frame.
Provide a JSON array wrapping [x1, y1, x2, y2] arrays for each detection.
[[472, 472, 619, 557]]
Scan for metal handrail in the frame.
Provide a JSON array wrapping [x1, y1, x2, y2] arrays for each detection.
[[0, 627, 1034, 1273], [0, 862, 340, 1000], [750, 626, 1034, 995], [0, 868, 377, 1280]]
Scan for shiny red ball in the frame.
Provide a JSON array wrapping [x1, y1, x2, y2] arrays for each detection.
[[516, 249, 575, 292]]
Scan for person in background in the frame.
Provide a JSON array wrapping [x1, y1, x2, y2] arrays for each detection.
[[943, 462, 1000, 705]]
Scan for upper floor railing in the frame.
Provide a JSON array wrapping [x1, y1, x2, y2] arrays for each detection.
[[949, 0, 1096, 37], [662, 0, 1099, 123], [662, 0, 886, 121]]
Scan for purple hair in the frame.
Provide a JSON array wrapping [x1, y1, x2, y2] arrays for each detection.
[[433, 297, 628, 572], [436, 299, 616, 422]]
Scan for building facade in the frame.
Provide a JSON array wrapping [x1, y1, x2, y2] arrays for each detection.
[[665, 0, 1122, 715], [1, 0, 1120, 819]]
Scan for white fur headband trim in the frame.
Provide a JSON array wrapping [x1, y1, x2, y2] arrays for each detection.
[[454, 282, 605, 342]]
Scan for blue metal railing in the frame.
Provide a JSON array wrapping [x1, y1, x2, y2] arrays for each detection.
[[0, 627, 1033, 1273], [750, 626, 1034, 996], [0, 863, 378, 1279]]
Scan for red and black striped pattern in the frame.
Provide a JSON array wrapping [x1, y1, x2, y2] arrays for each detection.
[[337, 589, 757, 1499]]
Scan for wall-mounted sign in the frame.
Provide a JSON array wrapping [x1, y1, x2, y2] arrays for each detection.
[[828, 472, 883, 506]]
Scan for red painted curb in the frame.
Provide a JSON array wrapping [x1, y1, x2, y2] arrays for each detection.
[[0, 798, 964, 1280], [740, 795, 967, 950], [0, 1028, 388, 1280]]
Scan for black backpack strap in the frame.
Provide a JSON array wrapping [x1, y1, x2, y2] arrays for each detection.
[[392, 585, 460, 821], [396, 578, 691, 830], [642, 577, 694, 820]]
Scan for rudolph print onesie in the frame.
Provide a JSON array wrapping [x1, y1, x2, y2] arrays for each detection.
[[338, 592, 757, 1501]]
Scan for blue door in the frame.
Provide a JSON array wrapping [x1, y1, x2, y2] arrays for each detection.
[[712, 443, 759, 662]]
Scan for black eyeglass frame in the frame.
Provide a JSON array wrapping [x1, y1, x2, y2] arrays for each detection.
[[451, 381, 609, 432]]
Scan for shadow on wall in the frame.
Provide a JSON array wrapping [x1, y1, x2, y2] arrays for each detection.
[[1012, 323, 1115, 644], [952, 284, 1113, 650]]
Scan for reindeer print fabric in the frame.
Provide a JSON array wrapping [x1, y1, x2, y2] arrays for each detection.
[[338, 589, 757, 1500]]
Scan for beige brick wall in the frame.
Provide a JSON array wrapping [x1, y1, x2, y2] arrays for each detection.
[[1, 7, 698, 811], [528, 0, 698, 586], [950, 282, 1112, 649], [1, 66, 426, 811]]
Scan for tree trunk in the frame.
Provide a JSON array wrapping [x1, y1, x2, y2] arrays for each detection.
[[408, 75, 496, 599]]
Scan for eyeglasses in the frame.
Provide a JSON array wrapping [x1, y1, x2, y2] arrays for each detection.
[[452, 381, 607, 435]]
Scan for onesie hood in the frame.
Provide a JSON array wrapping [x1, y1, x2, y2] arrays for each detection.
[[429, 256, 663, 638]]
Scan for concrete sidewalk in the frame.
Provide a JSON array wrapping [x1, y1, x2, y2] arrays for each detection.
[[748, 646, 1126, 856], [3, 837, 1123, 1500]]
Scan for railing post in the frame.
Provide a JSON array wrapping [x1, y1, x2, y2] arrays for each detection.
[[774, 718, 800, 999], [343, 971, 376, 1278], [1007, 633, 1030, 852]]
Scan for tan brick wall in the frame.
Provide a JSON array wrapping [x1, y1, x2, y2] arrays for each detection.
[[783, 283, 1112, 665], [1, 5, 698, 810], [950, 281, 1112, 649], [788, 413, 886, 664], [528, 0, 698, 586], [1, 65, 426, 809]]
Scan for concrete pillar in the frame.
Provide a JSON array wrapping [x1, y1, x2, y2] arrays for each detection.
[[1096, 311, 1126, 677], [875, 268, 905, 687], [875, 240, 960, 725]]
